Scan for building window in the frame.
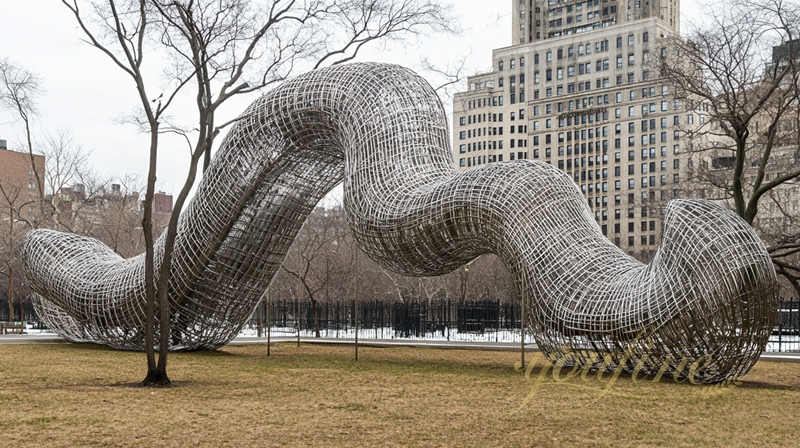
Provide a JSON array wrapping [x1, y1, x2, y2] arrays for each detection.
[[499, 61, 504, 71]]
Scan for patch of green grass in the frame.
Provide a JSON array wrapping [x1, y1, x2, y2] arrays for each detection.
[[0, 343, 799, 447]]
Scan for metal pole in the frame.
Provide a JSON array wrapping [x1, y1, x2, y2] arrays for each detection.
[[297, 273, 301, 348], [8, 206, 14, 324], [520, 300, 525, 368], [355, 249, 359, 361], [267, 288, 271, 356]]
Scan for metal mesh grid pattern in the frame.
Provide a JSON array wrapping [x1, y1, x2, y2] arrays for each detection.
[[21, 63, 778, 383]]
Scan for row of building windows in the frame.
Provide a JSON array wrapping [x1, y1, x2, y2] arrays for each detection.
[[532, 143, 680, 163], [500, 28, 652, 73], [459, 151, 531, 167], [467, 69, 666, 118], [532, 72, 653, 98], [460, 108, 530, 125], [525, 30, 650, 62], [458, 139, 530, 153], [578, 177, 680, 199], [498, 57, 525, 71], [461, 138, 532, 152], [460, 124, 531, 139], [527, 89, 672, 119], [534, 53, 646, 81]]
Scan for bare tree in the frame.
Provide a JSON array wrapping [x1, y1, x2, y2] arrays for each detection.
[[280, 207, 352, 336], [0, 58, 49, 326], [86, 175, 152, 257], [61, 0, 457, 385], [38, 130, 93, 232], [660, 0, 800, 294], [0, 58, 47, 224], [0, 183, 29, 324]]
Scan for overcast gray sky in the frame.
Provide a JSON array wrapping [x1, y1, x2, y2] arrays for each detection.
[[0, 1, 706, 197]]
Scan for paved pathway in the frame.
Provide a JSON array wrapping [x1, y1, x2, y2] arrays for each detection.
[[3, 333, 800, 363], [229, 336, 538, 352]]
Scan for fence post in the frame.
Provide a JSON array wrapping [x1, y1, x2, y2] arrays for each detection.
[[355, 250, 359, 362], [496, 300, 500, 343], [267, 288, 271, 356], [520, 299, 525, 368]]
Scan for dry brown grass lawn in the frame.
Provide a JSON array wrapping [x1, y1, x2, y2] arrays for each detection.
[[0, 342, 799, 447]]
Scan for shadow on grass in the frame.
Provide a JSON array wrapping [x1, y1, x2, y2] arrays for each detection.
[[737, 380, 798, 390]]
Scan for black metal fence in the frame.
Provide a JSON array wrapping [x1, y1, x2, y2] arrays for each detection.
[[771, 300, 800, 352], [243, 299, 526, 342], [244, 297, 800, 350], [6, 296, 800, 352], [0, 299, 38, 323]]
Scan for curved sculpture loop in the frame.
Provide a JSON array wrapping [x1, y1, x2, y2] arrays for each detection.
[[22, 63, 778, 383]]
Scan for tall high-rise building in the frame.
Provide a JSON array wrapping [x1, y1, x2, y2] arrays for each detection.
[[0, 139, 45, 222], [511, 0, 679, 45], [453, 0, 688, 261]]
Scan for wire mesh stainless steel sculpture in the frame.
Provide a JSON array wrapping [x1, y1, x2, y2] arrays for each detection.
[[21, 63, 778, 383]]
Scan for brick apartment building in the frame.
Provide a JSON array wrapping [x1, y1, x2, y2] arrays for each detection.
[[0, 139, 45, 223], [153, 192, 173, 214]]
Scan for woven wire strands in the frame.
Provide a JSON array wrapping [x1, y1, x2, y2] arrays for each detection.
[[22, 63, 778, 383]]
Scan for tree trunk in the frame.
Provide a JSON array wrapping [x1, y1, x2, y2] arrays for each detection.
[[313, 298, 320, 338], [8, 268, 13, 323], [142, 122, 168, 386]]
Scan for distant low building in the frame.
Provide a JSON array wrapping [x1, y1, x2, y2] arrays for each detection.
[[153, 192, 173, 214]]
